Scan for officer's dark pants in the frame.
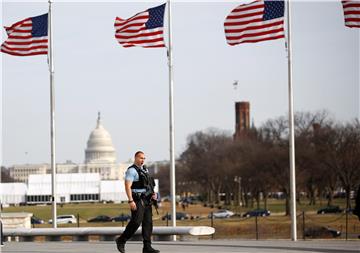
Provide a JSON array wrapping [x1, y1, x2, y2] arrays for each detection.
[[0, 220, 3, 246], [119, 197, 153, 245]]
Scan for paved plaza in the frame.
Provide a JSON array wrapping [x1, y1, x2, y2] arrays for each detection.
[[1, 240, 359, 253]]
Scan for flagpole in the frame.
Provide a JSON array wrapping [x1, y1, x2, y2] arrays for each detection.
[[166, 0, 176, 241], [286, 0, 297, 241], [48, 0, 57, 228]]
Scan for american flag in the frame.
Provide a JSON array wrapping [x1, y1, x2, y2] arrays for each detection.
[[1, 13, 48, 56], [114, 3, 166, 48], [224, 0, 285, 45], [342, 0, 360, 28]]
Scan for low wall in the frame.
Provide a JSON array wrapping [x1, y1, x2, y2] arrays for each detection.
[[0, 212, 32, 229], [3, 226, 215, 242]]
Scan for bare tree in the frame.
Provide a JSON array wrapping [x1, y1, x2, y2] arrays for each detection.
[[179, 129, 233, 204], [294, 111, 333, 205], [314, 120, 360, 208], [1, 166, 13, 182], [153, 162, 170, 197]]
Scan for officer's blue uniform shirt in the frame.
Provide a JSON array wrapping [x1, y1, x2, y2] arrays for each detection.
[[125, 165, 147, 193]]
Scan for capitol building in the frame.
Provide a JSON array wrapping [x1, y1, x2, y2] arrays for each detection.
[[9, 113, 129, 183]]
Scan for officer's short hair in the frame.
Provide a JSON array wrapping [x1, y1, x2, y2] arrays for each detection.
[[134, 151, 144, 158]]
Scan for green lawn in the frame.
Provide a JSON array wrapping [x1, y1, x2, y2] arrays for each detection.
[[4, 203, 130, 222]]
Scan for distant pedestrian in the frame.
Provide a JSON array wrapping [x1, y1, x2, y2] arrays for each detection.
[[0, 220, 3, 246], [354, 185, 360, 221], [182, 202, 186, 211], [0, 201, 3, 246]]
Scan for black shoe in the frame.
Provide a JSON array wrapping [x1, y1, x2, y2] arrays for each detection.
[[143, 245, 160, 253], [115, 237, 125, 253]]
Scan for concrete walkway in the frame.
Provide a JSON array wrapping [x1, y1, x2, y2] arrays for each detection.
[[1, 240, 359, 253]]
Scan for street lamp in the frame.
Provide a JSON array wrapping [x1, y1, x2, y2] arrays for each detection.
[[234, 176, 242, 206]]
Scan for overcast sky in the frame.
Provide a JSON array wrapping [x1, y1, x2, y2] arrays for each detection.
[[1, 0, 359, 166]]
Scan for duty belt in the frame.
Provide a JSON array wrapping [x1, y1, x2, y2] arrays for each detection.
[[131, 192, 147, 200]]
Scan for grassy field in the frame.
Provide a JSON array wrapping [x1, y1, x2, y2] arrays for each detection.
[[4, 202, 130, 222], [4, 198, 355, 220], [3, 199, 359, 239]]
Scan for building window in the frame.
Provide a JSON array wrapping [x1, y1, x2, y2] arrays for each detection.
[[26, 195, 51, 203], [70, 194, 99, 202]]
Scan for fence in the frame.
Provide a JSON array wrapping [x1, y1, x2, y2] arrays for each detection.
[[203, 211, 360, 240], [149, 210, 359, 240]]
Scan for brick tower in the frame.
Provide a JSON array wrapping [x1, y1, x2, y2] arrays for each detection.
[[234, 101, 250, 140]]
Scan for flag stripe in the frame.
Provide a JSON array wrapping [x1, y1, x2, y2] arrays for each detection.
[[122, 41, 165, 47], [7, 35, 34, 39], [115, 23, 144, 33], [5, 18, 31, 29], [120, 37, 165, 45], [116, 32, 165, 45], [4, 36, 48, 45], [1, 48, 47, 56], [8, 27, 33, 33], [226, 11, 264, 20], [225, 19, 283, 34], [228, 34, 285, 45], [346, 17, 360, 21], [224, 0, 284, 45], [2, 43, 48, 51], [116, 27, 147, 35], [116, 37, 165, 46], [122, 44, 165, 48], [342, 2, 360, 8], [227, 27, 284, 41], [115, 29, 163, 40], [344, 10, 360, 15], [224, 18, 264, 28], [230, 1, 264, 13], [115, 13, 149, 27]]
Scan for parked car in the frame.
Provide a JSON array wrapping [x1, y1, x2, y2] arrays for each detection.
[[161, 212, 189, 221], [180, 196, 202, 205], [305, 226, 341, 238], [31, 216, 44, 224], [242, 209, 271, 217], [190, 214, 201, 220], [88, 215, 112, 223], [112, 214, 131, 222], [161, 195, 181, 202], [317, 206, 342, 214], [345, 208, 355, 214], [49, 214, 77, 224], [209, 209, 235, 218]]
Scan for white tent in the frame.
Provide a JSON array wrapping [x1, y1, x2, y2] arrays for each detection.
[[100, 179, 159, 203], [27, 173, 100, 203], [0, 183, 27, 205], [100, 180, 126, 203]]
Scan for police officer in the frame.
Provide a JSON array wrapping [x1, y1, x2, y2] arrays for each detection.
[[115, 151, 160, 253]]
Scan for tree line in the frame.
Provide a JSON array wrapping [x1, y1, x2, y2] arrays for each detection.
[[154, 111, 360, 215]]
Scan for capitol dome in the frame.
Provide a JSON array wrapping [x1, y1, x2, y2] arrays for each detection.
[[85, 112, 116, 164]]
